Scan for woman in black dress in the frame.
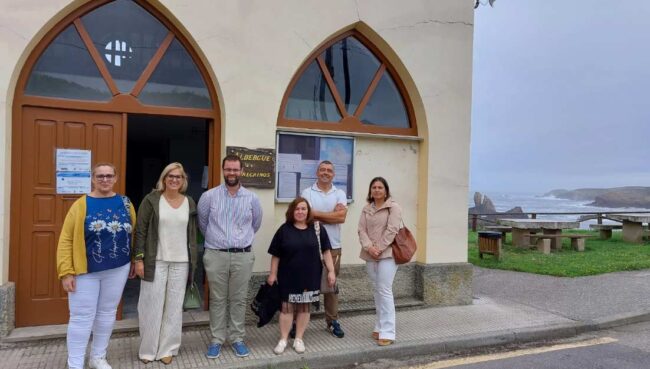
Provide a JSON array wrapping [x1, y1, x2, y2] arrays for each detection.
[[267, 197, 336, 354]]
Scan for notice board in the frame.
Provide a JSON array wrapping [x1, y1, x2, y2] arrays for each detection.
[[276, 132, 354, 202]]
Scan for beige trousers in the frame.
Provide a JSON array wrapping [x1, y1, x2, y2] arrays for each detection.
[[203, 249, 255, 344], [138, 261, 189, 361]]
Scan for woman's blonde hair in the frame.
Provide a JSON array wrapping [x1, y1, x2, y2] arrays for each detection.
[[155, 162, 188, 193]]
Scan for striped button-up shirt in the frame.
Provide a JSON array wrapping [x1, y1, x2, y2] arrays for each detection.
[[197, 184, 263, 250]]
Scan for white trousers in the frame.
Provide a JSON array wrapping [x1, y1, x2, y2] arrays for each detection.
[[67, 262, 130, 369], [138, 261, 189, 361], [366, 258, 398, 340]]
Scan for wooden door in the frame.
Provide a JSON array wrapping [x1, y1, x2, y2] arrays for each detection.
[[13, 107, 123, 327]]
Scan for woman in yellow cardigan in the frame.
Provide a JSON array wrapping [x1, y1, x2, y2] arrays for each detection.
[[56, 163, 136, 369]]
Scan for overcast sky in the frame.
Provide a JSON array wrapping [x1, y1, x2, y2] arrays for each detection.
[[470, 1, 650, 194]]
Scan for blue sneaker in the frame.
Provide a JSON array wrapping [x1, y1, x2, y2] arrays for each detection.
[[328, 320, 345, 338], [231, 341, 250, 357], [206, 343, 221, 359]]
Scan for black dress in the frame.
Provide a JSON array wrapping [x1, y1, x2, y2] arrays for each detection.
[[268, 222, 331, 304]]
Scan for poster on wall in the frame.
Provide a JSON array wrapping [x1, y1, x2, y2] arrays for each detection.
[[56, 149, 92, 194], [56, 172, 92, 194], [275, 132, 354, 202], [56, 149, 91, 172], [226, 146, 275, 188]]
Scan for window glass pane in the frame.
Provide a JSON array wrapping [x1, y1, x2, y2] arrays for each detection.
[[285, 61, 341, 122], [321, 37, 380, 115], [360, 72, 409, 128], [81, 0, 169, 92], [139, 39, 212, 109], [25, 25, 112, 101]]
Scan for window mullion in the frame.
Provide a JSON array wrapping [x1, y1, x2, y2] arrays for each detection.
[[73, 18, 120, 96], [353, 64, 386, 119], [130, 31, 175, 97], [316, 56, 349, 119]]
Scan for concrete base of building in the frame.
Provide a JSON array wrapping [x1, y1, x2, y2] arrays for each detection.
[[0, 263, 472, 334], [415, 262, 473, 306], [0, 282, 15, 337], [246, 261, 472, 324]]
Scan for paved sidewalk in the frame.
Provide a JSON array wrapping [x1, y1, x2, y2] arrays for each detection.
[[3, 266, 650, 369]]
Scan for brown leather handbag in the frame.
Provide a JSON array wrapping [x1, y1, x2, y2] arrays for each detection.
[[391, 220, 417, 264]]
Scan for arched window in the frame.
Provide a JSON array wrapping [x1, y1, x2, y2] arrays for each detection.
[[24, 0, 213, 110], [279, 31, 416, 136]]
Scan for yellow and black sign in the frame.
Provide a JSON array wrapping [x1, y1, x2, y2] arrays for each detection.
[[226, 146, 275, 188]]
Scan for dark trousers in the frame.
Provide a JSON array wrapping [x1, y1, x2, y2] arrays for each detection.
[[324, 248, 341, 324]]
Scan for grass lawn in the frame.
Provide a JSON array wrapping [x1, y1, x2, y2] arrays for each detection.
[[468, 230, 650, 277]]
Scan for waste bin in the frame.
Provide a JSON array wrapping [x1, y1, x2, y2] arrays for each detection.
[[478, 231, 502, 260]]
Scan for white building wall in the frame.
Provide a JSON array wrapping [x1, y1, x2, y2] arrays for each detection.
[[0, 0, 473, 281]]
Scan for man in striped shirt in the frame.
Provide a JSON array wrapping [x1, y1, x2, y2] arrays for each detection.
[[198, 154, 263, 359]]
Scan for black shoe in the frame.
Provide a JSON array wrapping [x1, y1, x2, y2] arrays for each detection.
[[289, 321, 296, 339]]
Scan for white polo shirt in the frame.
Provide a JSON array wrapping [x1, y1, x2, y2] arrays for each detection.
[[302, 183, 347, 249]]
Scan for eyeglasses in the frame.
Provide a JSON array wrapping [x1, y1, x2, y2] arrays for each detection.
[[94, 174, 115, 181], [166, 174, 184, 180]]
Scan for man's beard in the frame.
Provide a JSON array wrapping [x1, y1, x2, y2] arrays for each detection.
[[224, 175, 240, 187]]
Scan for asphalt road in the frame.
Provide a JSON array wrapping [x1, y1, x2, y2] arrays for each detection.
[[353, 321, 650, 369], [417, 321, 650, 369]]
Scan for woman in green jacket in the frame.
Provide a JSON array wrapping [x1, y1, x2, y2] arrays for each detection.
[[133, 162, 198, 365]]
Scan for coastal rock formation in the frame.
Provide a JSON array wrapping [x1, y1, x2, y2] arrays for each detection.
[[590, 187, 650, 208], [469, 192, 496, 214], [544, 188, 610, 201], [468, 193, 526, 227], [545, 187, 650, 209], [503, 206, 527, 218]]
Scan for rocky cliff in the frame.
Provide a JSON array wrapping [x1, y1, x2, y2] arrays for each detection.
[[543, 188, 611, 201], [590, 187, 650, 208], [545, 187, 650, 209]]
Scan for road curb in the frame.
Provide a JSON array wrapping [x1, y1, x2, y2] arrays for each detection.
[[229, 313, 650, 369]]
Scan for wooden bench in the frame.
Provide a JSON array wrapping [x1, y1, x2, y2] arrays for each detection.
[[483, 226, 512, 242], [589, 224, 622, 239], [524, 234, 594, 254]]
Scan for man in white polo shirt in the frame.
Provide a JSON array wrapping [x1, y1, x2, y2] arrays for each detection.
[[301, 160, 347, 338]]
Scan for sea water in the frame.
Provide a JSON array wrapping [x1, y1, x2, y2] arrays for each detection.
[[468, 192, 650, 229]]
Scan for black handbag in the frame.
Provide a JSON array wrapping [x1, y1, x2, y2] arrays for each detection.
[[250, 282, 280, 328]]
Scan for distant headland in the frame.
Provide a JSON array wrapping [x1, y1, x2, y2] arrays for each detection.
[[544, 187, 650, 209]]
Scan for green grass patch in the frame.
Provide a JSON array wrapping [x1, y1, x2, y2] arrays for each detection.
[[469, 230, 650, 277]]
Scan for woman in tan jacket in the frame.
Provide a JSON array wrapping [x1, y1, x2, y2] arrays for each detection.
[[358, 177, 402, 346]]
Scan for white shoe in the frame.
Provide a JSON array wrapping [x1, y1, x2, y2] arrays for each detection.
[[88, 357, 112, 369], [293, 338, 305, 353], [273, 339, 287, 355]]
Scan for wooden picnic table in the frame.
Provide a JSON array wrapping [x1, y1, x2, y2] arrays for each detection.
[[497, 218, 580, 250], [606, 214, 650, 243]]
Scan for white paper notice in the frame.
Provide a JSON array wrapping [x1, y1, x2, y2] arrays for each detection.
[[277, 153, 302, 172], [278, 172, 298, 199], [57, 172, 91, 194], [299, 178, 314, 194], [56, 149, 91, 172], [300, 160, 319, 178]]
